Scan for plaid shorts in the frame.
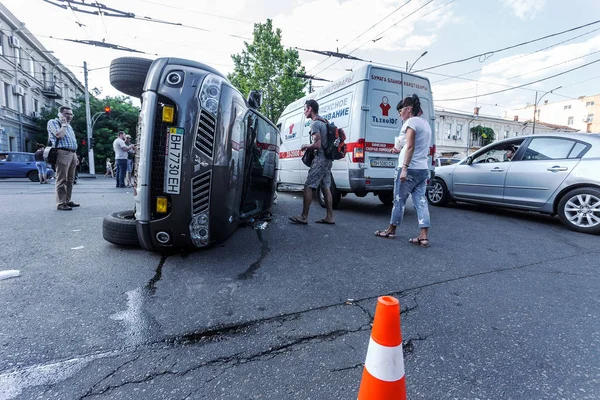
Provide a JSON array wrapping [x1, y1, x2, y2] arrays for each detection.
[[305, 156, 333, 188]]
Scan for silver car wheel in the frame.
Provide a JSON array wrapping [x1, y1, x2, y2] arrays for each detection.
[[429, 181, 443, 203], [563, 194, 600, 228]]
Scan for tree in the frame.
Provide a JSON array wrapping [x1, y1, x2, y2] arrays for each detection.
[[470, 125, 496, 146], [228, 19, 306, 123], [34, 96, 140, 172]]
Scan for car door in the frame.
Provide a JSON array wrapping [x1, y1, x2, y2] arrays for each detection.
[[0, 153, 10, 177], [451, 143, 510, 203], [503, 137, 583, 209]]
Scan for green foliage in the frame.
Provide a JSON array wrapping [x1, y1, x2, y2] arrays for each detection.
[[228, 19, 306, 123], [470, 125, 496, 145], [34, 96, 140, 172]]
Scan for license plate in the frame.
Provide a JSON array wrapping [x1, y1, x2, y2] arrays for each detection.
[[165, 127, 184, 194], [370, 158, 397, 168]]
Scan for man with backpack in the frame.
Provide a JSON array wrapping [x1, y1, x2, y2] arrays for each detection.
[[289, 99, 335, 225]]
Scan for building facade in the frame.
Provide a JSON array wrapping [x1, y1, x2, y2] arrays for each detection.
[[509, 94, 600, 133], [434, 108, 576, 158], [0, 3, 85, 152]]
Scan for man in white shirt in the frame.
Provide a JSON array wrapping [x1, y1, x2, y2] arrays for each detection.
[[112, 131, 133, 188]]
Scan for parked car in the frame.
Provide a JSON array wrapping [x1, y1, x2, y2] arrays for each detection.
[[427, 133, 600, 234], [434, 157, 461, 167], [0, 152, 41, 181], [102, 57, 280, 251]]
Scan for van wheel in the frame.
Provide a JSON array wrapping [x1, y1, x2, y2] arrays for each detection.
[[110, 57, 153, 98], [318, 177, 341, 209], [427, 178, 450, 206], [102, 210, 140, 247], [557, 187, 600, 234], [378, 192, 394, 205]]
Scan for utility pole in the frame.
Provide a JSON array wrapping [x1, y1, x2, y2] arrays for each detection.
[[84, 61, 96, 175]]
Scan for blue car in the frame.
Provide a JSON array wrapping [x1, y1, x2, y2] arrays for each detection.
[[0, 151, 77, 183], [0, 152, 40, 181]]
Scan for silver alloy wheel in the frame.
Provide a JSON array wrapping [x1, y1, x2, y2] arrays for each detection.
[[563, 193, 600, 229], [428, 181, 444, 203]]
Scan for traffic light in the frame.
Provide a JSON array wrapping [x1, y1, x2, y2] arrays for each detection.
[[89, 137, 96, 149], [104, 105, 111, 116], [81, 138, 87, 146]]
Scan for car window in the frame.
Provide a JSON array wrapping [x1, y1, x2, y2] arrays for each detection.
[[10, 154, 30, 162], [472, 146, 509, 164], [568, 142, 589, 159], [522, 138, 578, 161], [0, 154, 7, 161]]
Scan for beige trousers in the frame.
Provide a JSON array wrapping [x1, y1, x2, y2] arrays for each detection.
[[55, 150, 77, 205]]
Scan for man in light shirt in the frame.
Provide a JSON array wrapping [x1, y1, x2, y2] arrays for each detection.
[[112, 131, 134, 188]]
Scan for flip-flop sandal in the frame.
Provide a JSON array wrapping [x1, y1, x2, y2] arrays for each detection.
[[409, 237, 429, 247], [289, 216, 308, 225], [315, 219, 335, 224], [374, 229, 395, 238]]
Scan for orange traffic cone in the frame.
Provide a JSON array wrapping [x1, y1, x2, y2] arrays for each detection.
[[357, 296, 406, 400]]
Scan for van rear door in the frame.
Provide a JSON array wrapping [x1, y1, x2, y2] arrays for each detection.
[[365, 68, 403, 178]]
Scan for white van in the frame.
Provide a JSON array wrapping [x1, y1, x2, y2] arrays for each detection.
[[276, 64, 436, 207]]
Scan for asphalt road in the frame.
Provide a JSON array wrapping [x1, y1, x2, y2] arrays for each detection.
[[0, 177, 599, 399]]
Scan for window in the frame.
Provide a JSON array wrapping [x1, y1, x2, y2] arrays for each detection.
[[34, 98, 39, 113], [523, 138, 579, 160], [568, 142, 590, 159], [472, 140, 524, 164], [504, 130, 510, 138], [3, 83, 11, 108], [586, 101, 595, 107], [445, 125, 452, 139], [29, 57, 35, 76], [42, 67, 47, 86], [567, 116, 574, 125], [455, 124, 463, 139], [0, 32, 3, 56], [563, 105, 572, 110], [21, 94, 27, 114], [586, 114, 594, 123], [14, 47, 21, 67]]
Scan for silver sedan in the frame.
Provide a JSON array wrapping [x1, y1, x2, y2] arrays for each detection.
[[428, 133, 600, 234]]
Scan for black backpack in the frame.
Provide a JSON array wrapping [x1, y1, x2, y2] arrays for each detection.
[[315, 118, 347, 160]]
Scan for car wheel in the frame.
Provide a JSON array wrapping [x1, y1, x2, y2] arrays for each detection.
[[557, 187, 600, 234], [378, 192, 394, 205], [318, 176, 341, 209], [110, 57, 153, 98], [427, 178, 450, 206], [28, 171, 39, 182], [102, 210, 140, 247]]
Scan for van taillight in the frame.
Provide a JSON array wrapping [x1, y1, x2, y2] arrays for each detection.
[[429, 144, 436, 158], [352, 139, 365, 163]]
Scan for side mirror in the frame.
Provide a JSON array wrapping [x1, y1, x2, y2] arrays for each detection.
[[247, 90, 262, 109], [466, 156, 473, 165]]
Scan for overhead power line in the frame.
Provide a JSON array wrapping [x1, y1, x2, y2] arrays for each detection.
[[414, 19, 600, 73], [42, 0, 251, 40], [436, 58, 600, 102], [41, 35, 156, 54]]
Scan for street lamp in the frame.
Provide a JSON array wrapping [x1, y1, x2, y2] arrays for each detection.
[[407, 51, 428, 73], [532, 85, 561, 134]]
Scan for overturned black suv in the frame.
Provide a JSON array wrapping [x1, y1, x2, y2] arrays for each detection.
[[102, 57, 279, 251]]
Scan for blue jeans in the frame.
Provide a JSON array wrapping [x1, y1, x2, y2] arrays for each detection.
[[390, 168, 431, 229], [116, 159, 127, 187]]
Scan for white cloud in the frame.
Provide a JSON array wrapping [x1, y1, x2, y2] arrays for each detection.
[[500, 0, 546, 20]]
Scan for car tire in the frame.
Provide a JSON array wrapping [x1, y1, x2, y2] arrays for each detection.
[[557, 187, 600, 234], [318, 176, 341, 209], [28, 171, 39, 182], [110, 57, 153, 98], [427, 178, 450, 206], [378, 192, 394, 205], [102, 210, 140, 247]]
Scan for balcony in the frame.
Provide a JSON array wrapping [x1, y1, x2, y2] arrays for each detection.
[[41, 84, 62, 99]]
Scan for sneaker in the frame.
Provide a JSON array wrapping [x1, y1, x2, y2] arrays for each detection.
[[67, 201, 80, 207], [57, 204, 72, 211]]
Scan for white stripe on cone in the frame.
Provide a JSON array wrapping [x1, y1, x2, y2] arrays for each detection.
[[364, 337, 405, 382]]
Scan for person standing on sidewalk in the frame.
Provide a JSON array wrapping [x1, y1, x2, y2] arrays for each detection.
[[289, 99, 335, 225], [112, 131, 133, 188], [374, 94, 431, 246], [47, 106, 79, 210]]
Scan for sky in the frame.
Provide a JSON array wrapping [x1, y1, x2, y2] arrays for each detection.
[[4, 0, 600, 119]]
